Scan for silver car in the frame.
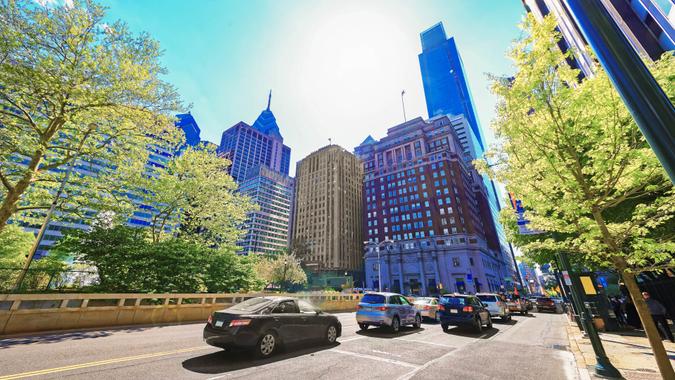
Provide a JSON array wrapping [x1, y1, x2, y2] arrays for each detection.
[[476, 293, 511, 321], [356, 292, 422, 333], [413, 297, 440, 321]]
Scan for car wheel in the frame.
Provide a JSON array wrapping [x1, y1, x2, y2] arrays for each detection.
[[413, 314, 422, 329], [441, 323, 449, 332], [255, 332, 277, 358], [325, 324, 338, 344], [474, 317, 483, 333], [391, 316, 400, 333], [487, 315, 493, 329], [358, 323, 369, 331], [501, 315, 509, 322], [434, 311, 439, 322]]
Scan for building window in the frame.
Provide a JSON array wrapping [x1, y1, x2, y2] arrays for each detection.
[[452, 257, 460, 267], [470, 257, 474, 266]]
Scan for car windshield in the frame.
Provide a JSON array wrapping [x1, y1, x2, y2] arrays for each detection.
[[440, 296, 466, 305], [361, 294, 386, 304], [413, 298, 433, 304], [477, 295, 497, 302], [227, 297, 274, 312]]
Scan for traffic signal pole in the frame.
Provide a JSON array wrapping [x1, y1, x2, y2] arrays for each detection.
[[566, 0, 675, 184]]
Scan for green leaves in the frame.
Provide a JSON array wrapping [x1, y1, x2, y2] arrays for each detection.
[[255, 253, 307, 289], [0, 0, 184, 229], [485, 14, 675, 273]]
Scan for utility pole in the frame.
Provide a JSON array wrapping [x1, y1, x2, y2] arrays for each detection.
[[401, 90, 407, 122], [13, 160, 76, 293], [556, 251, 621, 379], [566, 0, 675, 184]]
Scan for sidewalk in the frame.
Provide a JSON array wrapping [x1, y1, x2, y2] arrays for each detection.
[[566, 319, 675, 379]]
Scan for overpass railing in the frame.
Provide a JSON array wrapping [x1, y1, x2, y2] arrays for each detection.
[[0, 292, 362, 336]]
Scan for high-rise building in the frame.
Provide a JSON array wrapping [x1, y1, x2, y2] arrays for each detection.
[[355, 116, 511, 295], [523, 0, 675, 79], [291, 145, 363, 273], [217, 93, 291, 183], [418, 23, 520, 287], [237, 165, 294, 255]]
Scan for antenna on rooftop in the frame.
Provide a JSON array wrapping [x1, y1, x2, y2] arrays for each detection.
[[401, 89, 407, 122], [267, 90, 272, 111]]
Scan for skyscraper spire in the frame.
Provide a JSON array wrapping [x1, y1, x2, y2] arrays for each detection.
[[267, 89, 272, 111]]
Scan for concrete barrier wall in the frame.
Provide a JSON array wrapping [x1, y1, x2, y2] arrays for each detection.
[[0, 293, 362, 336]]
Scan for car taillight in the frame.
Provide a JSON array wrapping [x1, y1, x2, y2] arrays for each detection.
[[424, 305, 431, 310], [462, 306, 474, 313], [207, 314, 213, 325], [356, 305, 362, 310], [229, 319, 252, 327], [496, 301, 503, 307], [439, 304, 445, 311], [376, 306, 388, 311]]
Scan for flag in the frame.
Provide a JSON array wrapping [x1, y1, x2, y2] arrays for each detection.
[[401, 90, 405, 96]]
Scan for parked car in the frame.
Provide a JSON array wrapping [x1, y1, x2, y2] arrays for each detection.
[[506, 296, 529, 315], [476, 293, 511, 321], [438, 293, 493, 333], [413, 297, 440, 321], [535, 297, 560, 313], [356, 292, 422, 332], [203, 296, 341, 358]]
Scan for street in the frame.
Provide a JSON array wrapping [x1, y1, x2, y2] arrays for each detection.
[[0, 312, 579, 379]]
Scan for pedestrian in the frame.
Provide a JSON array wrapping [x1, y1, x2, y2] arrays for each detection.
[[625, 297, 642, 329], [643, 292, 674, 342], [610, 296, 626, 326]]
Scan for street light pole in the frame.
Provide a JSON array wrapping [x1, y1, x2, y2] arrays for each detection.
[[565, 0, 675, 184], [365, 238, 391, 293]]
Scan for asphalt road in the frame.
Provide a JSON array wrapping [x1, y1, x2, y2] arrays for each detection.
[[0, 312, 579, 380]]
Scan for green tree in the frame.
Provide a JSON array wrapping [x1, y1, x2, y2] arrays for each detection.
[[137, 147, 255, 245], [255, 253, 307, 291], [203, 249, 265, 293], [0, 224, 34, 289], [0, 0, 183, 230], [480, 14, 674, 376]]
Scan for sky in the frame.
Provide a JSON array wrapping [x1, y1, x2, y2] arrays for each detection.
[[102, 0, 526, 177]]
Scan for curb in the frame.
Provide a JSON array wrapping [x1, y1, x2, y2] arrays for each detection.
[[565, 319, 593, 380]]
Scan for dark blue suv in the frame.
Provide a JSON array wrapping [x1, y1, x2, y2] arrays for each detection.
[[438, 294, 493, 333]]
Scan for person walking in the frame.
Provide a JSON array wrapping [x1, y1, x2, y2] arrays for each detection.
[[611, 296, 626, 326], [643, 292, 674, 342]]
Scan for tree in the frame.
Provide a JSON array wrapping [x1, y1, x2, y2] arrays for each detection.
[[479, 14, 674, 377], [203, 249, 265, 293], [0, 0, 183, 231], [289, 237, 312, 263], [137, 147, 255, 245], [0, 224, 34, 289], [255, 253, 307, 291]]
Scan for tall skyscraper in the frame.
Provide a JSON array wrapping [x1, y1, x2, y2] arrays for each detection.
[[217, 92, 291, 183], [291, 145, 364, 273], [355, 116, 511, 295], [237, 165, 294, 255], [418, 23, 519, 286], [523, 0, 675, 79], [218, 93, 294, 256]]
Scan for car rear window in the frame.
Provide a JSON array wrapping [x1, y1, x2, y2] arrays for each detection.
[[361, 294, 386, 304], [440, 296, 466, 306], [537, 298, 552, 302], [477, 295, 497, 302], [228, 297, 274, 312], [413, 298, 433, 304]]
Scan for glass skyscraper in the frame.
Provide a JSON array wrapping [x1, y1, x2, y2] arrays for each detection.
[[218, 93, 294, 255], [418, 22, 520, 286]]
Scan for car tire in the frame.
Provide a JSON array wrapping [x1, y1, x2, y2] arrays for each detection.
[[255, 331, 277, 359], [434, 311, 439, 322], [487, 315, 493, 329], [441, 323, 449, 332], [474, 317, 483, 333], [358, 323, 369, 331], [390, 316, 400, 333], [501, 315, 509, 322], [325, 324, 338, 345], [413, 314, 422, 329]]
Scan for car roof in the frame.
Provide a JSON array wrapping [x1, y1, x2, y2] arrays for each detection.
[[475, 293, 500, 296], [364, 292, 403, 297], [441, 293, 473, 298], [259, 296, 297, 302]]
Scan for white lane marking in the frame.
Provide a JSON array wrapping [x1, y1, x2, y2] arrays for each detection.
[[395, 348, 458, 380], [393, 338, 454, 348], [338, 336, 365, 343], [331, 349, 420, 369]]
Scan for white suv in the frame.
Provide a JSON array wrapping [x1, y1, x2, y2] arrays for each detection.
[[476, 293, 511, 321]]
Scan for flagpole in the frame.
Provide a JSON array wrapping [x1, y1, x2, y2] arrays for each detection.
[[401, 90, 407, 122]]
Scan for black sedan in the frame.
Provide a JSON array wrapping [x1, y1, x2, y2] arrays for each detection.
[[203, 296, 342, 358]]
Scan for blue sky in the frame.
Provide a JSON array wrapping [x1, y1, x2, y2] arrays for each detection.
[[103, 0, 526, 176]]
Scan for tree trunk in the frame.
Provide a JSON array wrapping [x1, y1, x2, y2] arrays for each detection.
[[0, 150, 45, 230], [616, 257, 675, 379]]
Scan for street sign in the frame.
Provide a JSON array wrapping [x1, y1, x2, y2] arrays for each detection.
[[562, 271, 572, 286]]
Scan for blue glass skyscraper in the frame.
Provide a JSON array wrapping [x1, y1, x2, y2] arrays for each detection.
[[418, 22, 520, 287]]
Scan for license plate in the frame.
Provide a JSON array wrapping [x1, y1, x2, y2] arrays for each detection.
[[215, 320, 224, 327], [450, 309, 458, 313]]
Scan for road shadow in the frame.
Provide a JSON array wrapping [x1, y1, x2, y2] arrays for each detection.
[[355, 326, 425, 339], [182, 341, 338, 375], [0, 326, 155, 349], [442, 326, 499, 339], [514, 313, 537, 318], [493, 318, 518, 326]]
